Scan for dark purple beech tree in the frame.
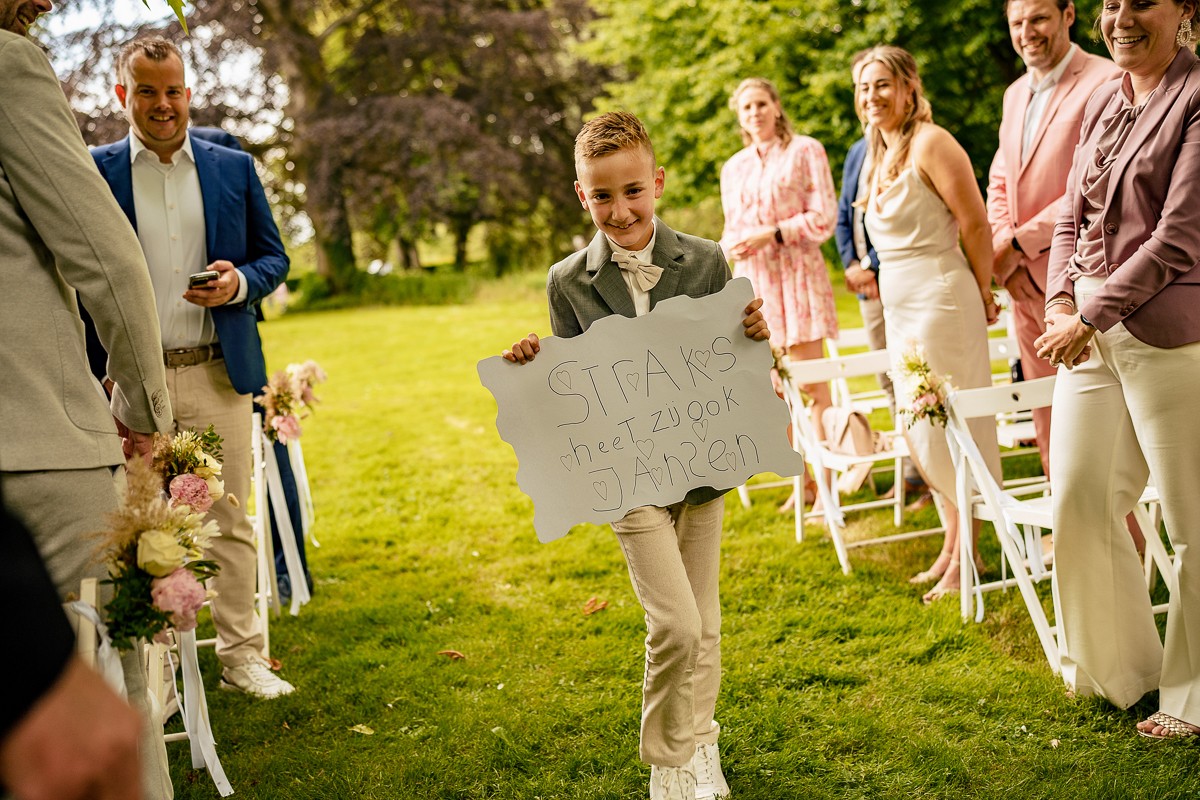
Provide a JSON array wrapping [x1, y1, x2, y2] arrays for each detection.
[[53, 0, 608, 292]]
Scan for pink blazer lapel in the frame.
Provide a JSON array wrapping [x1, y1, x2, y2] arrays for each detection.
[[1104, 49, 1197, 212], [1019, 50, 1084, 175]]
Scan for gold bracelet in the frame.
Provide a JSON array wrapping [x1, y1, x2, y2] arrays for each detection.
[[1044, 298, 1076, 314]]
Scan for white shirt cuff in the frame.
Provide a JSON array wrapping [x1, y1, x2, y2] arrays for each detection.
[[227, 268, 249, 305]]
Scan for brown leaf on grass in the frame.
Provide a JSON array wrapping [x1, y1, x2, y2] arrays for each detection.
[[582, 596, 608, 615], [348, 724, 375, 735], [267, 658, 283, 671], [437, 649, 466, 660]]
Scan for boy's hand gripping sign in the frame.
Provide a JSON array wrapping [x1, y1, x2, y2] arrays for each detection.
[[478, 278, 804, 542]]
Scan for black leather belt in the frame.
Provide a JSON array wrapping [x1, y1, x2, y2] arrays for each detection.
[[163, 343, 223, 368]]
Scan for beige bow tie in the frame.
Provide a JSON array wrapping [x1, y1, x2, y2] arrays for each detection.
[[611, 251, 663, 292]]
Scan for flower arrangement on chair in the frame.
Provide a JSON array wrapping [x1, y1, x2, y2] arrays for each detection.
[[894, 343, 954, 428], [99, 459, 220, 650], [256, 359, 326, 444], [154, 424, 231, 514]]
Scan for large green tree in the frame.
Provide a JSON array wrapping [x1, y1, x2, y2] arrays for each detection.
[[55, 0, 604, 290]]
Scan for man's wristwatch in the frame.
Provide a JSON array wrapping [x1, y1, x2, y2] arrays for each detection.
[[1079, 312, 1094, 329], [1011, 236, 1024, 254], [775, 227, 784, 244]]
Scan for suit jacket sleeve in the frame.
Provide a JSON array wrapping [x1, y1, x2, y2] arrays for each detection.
[[546, 262, 583, 339], [835, 146, 859, 270], [0, 506, 75, 742], [0, 36, 170, 435], [986, 136, 1016, 280], [234, 153, 289, 305]]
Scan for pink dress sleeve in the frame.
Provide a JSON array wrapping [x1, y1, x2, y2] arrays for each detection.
[[777, 138, 837, 247]]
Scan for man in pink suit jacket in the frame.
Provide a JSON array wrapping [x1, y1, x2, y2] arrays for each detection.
[[986, 0, 1120, 472]]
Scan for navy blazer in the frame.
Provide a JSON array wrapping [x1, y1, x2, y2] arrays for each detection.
[[91, 133, 289, 395], [834, 137, 878, 278]]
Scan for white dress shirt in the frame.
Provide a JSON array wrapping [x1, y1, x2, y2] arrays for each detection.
[[853, 146, 872, 267], [1023, 44, 1076, 160], [130, 133, 247, 349], [607, 221, 658, 317]]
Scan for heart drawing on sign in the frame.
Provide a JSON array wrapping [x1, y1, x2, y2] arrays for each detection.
[[636, 439, 654, 459], [624, 372, 640, 392], [725, 452, 737, 470], [560, 455, 573, 471], [651, 467, 664, 485], [692, 419, 709, 441], [553, 369, 572, 391], [593, 481, 608, 501], [694, 350, 710, 367]]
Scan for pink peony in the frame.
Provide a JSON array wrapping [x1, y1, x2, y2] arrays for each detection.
[[271, 413, 302, 444], [169, 473, 213, 513], [150, 569, 207, 632]]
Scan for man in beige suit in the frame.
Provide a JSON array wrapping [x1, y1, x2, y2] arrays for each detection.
[[987, 0, 1120, 472], [0, 5, 174, 797]]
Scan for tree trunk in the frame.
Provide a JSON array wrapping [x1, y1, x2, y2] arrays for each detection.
[[453, 219, 471, 272], [253, 0, 359, 294]]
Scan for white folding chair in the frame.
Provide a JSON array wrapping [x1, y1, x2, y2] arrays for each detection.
[[825, 327, 893, 416], [944, 376, 1174, 672], [780, 351, 944, 574]]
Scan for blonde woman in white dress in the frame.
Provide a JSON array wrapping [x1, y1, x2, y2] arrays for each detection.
[[857, 45, 1002, 603]]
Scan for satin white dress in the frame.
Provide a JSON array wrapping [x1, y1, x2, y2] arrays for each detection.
[[866, 165, 1001, 496]]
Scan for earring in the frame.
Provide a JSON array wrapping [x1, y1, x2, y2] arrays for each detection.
[[1178, 18, 1193, 47]]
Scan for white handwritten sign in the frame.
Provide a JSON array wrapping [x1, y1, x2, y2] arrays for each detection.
[[478, 278, 803, 542]]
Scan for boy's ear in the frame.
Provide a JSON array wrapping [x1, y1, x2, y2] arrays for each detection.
[[653, 166, 666, 199], [574, 180, 588, 208]]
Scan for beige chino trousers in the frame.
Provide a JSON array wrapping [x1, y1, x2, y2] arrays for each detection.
[[165, 358, 260, 667], [611, 497, 724, 767], [1051, 278, 1200, 724]]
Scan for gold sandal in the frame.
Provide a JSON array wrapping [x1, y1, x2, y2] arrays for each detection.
[[1137, 711, 1200, 740]]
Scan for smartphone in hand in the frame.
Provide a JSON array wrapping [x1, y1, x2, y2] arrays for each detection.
[[188, 270, 220, 288]]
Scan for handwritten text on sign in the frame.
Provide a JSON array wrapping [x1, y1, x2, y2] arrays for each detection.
[[478, 278, 803, 542]]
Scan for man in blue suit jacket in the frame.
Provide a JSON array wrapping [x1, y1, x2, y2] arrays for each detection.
[[835, 136, 890, 406], [92, 37, 295, 699]]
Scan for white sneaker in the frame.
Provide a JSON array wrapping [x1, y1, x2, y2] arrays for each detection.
[[219, 655, 296, 699], [693, 741, 730, 799], [649, 764, 696, 800]]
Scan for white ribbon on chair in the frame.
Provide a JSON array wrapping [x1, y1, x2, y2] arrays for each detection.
[[263, 437, 311, 615], [287, 439, 318, 547], [65, 601, 126, 695], [169, 630, 234, 797]]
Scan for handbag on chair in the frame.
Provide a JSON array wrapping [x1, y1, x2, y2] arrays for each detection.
[[821, 406, 882, 494]]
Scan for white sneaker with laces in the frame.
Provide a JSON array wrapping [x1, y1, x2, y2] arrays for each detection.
[[693, 740, 730, 799], [219, 655, 296, 699], [649, 764, 696, 800]]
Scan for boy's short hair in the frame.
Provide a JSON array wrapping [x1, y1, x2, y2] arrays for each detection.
[[117, 36, 185, 87], [574, 111, 656, 172]]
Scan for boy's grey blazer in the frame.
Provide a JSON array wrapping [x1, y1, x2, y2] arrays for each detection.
[[547, 219, 732, 337], [546, 218, 732, 505], [0, 31, 171, 471]]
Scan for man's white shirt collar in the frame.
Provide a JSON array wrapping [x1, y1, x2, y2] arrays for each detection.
[[130, 131, 195, 166], [1030, 43, 1076, 94]]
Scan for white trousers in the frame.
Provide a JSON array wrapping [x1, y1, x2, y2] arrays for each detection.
[[1051, 278, 1200, 723], [612, 497, 724, 766]]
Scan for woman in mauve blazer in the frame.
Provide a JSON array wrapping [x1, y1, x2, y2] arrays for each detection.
[[1036, 0, 1200, 740]]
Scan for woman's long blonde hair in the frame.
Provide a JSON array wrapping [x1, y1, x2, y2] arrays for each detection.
[[730, 77, 795, 148], [855, 46, 933, 197]]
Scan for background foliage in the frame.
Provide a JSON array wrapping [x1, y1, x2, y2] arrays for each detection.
[[48, 0, 1107, 288]]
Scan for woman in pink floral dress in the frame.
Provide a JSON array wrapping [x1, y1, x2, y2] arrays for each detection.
[[721, 77, 839, 509]]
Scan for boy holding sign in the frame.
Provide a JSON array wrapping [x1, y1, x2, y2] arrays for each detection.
[[503, 112, 769, 800]]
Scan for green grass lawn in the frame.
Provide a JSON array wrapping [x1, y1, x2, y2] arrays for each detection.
[[170, 274, 1199, 799]]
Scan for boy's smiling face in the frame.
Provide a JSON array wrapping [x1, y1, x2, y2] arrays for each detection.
[[574, 145, 665, 251]]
